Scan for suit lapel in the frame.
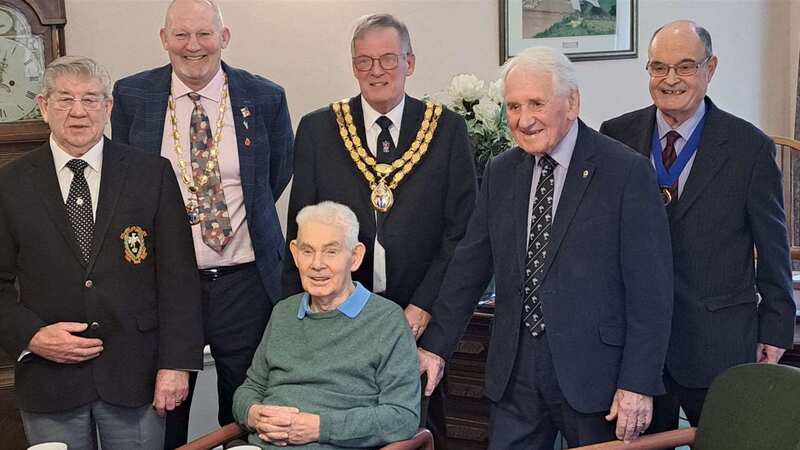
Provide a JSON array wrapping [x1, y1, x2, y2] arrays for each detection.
[[347, 96, 374, 210], [223, 63, 257, 216], [86, 139, 127, 273], [396, 95, 424, 154], [539, 122, 596, 282], [514, 150, 536, 273], [669, 101, 729, 222], [632, 106, 657, 157], [142, 65, 171, 155], [29, 144, 87, 266]]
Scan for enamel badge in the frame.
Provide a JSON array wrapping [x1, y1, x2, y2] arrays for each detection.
[[120, 226, 148, 264]]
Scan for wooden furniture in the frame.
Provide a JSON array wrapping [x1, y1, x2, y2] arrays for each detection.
[[0, 3, 66, 448], [176, 424, 434, 450], [443, 302, 494, 449], [574, 363, 800, 450], [773, 136, 800, 260]]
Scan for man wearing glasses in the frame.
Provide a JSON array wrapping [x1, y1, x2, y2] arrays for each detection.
[[282, 13, 476, 449], [0, 56, 203, 449], [601, 20, 795, 436]]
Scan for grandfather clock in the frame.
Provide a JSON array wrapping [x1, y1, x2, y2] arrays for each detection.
[[0, 1, 66, 447]]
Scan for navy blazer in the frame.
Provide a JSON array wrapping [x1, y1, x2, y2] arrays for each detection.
[[0, 140, 203, 412], [111, 62, 294, 303], [420, 121, 674, 413], [600, 98, 796, 388]]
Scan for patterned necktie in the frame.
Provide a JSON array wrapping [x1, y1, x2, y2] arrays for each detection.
[[188, 92, 233, 252], [376, 115, 396, 163], [522, 155, 557, 337], [65, 159, 94, 263], [662, 130, 681, 198]]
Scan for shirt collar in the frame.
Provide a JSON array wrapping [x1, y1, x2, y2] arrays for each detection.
[[361, 95, 405, 131], [656, 100, 706, 142], [50, 135, 104, 173], [171, 66, 225, 103], [297, 281, 371, 319], [538, 119, 578, 170]]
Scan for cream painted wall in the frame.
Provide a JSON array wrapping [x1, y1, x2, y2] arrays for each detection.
[[63, 0, 796, 228]]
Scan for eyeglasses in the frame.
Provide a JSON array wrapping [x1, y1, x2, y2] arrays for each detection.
[[646, 56, 711, 77], [49, 95, 107, 111], [352, 53, 405, 72]]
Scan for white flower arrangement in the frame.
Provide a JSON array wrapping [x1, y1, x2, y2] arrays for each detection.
[[445, 74, 512, 173]]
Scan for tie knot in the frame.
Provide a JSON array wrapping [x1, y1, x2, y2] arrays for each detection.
[[376, 116, 392, 131], [539, 155, 557, 172], [187, 92, 202, 103], [66, 159, 89, 174], [665, 130, 681, 147]]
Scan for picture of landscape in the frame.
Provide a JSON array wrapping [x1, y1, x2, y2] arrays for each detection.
[[522, 0, 617, 39]]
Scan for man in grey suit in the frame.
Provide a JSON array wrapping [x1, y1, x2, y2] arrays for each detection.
[[600, 20, 796, 435]]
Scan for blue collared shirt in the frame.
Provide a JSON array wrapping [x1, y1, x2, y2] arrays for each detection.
[[297, 281, 371, 319], [654, 101, 706, 196]]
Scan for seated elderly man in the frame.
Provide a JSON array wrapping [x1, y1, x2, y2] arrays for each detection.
[[232, 201, 420, 448]]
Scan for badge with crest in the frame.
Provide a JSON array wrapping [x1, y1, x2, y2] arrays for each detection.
[[120, 226, 148, 264]]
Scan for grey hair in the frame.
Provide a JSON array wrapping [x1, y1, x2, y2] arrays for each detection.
[[500, 46, 578, 97], [41, 56, 112, 98], [165, 0, 225, 30], [351, 13, 413, 56], [296, 201, 360, 250], [650, 21, 713, 59]]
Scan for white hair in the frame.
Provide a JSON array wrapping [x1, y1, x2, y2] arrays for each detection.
[[295, 201, 360, 250], [41, 55, 112, 98], [501, 46, 579, 97]]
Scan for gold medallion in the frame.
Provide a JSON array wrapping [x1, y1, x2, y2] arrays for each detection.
[[120, 226, 149, 265], [371, 181, 394, 212], [661, 187, 673, 206]]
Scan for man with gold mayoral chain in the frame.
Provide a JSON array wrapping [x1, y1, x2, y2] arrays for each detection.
[[281, 13, 476, 450]]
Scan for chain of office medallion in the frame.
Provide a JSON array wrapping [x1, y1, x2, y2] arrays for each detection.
[[167, 76, 230, 193], [331, 99, 443, 190]]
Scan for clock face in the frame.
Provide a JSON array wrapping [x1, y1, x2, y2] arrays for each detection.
[[0, 4, 45, 123]]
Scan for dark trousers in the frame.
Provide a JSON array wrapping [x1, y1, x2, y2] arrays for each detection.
[[420, 373, 449, 450], [488, 329, 616, 450], [164, 264, 272, 449], [648, 370, 708, 438]]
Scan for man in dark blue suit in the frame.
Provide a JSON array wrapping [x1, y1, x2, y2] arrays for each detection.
[[600, 20, 795, 436], [418, 47, 674, 449], [111, 0, 293, 447]]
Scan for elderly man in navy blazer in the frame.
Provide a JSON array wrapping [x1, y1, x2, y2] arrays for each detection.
[[418, 47, 674, 449], [111, 0, 293, 447], [600, 20, 795, 437]]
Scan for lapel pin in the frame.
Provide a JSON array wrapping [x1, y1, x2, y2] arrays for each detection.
[[243, 120, 249, 130], [582, 169, 589, 178], [241, 106, 251, 118], [244, 137, 252, 147]]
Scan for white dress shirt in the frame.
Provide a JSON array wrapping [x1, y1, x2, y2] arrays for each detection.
[[50, 135, 104, 221], [360, 96, 405, 293]]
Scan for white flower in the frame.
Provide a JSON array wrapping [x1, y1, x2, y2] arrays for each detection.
[[473, 96, 501, 128], [448, 74, 485, 103], [487, 79, 504, 105]]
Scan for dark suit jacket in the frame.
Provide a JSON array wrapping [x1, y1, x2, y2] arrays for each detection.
[[600, 98, 796, 388], [420, 122, 674, 413], [111, 62, 294, 303], [281, 95, 476, 310], [0, 139, 203, 413]]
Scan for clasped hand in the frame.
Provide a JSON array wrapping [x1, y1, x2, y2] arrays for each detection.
[[247, 404, 320, 446]]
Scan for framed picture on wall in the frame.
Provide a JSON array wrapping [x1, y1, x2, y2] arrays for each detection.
[[500, 0, 637, 63]]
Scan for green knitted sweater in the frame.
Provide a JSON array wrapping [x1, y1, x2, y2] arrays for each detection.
[[232, 291, 420, 449]]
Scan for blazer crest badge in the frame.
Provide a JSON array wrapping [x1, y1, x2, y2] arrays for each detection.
[[120, 226, 149, 264]]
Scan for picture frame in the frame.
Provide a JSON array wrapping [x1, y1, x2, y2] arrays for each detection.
[[500, 0, 637, 63]]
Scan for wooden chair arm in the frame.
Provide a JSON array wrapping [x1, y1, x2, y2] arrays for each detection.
[[572, 428, 696, 450], [380, 428, 434, 450], [175, 422, 246, 450]]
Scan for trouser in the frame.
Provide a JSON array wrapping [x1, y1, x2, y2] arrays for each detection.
[[164, 263, 272, 449], [22, 399, 164, 450], [647, 369, 708, 449], [488, 329, 616, 450]]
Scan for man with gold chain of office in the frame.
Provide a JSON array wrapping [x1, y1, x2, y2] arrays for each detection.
[[281, 13, 477, 449]]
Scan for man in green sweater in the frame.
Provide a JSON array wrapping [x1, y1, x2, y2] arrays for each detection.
[[233, 201, 420, 448]]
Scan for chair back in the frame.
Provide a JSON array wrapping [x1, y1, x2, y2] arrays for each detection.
[[693, 363, 800, 450], [773, 136, 800, 260]]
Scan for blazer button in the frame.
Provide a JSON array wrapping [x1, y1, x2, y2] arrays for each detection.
[[89, 321, 101, 331], [84, 280, 93, 288]]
